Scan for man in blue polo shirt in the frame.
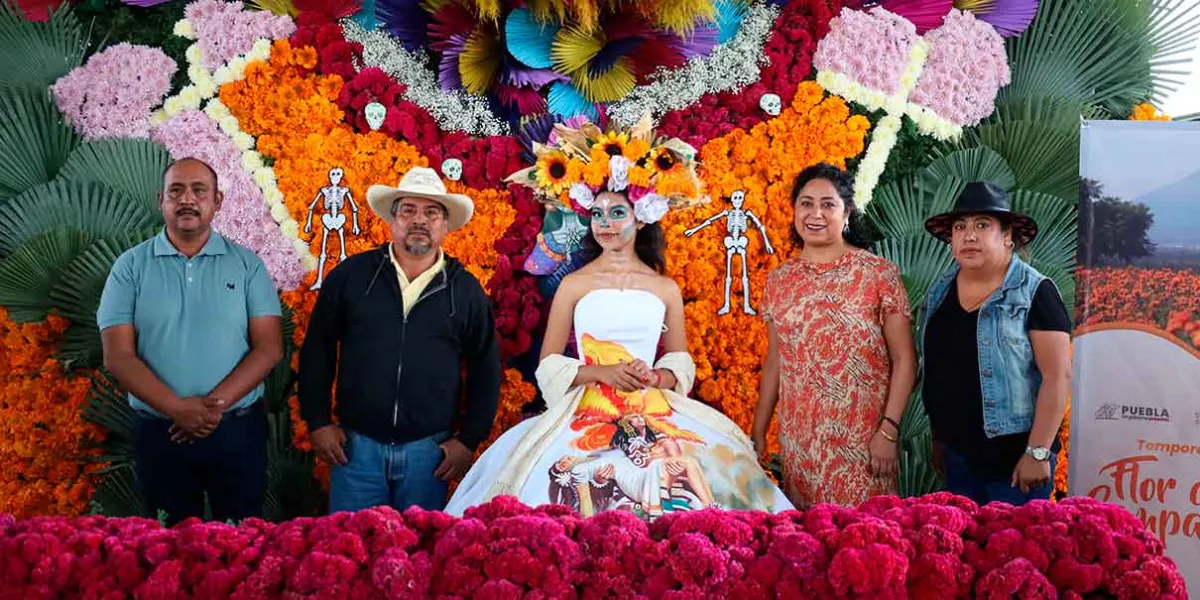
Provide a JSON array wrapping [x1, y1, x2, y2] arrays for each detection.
[[97, 157, 283, 526]]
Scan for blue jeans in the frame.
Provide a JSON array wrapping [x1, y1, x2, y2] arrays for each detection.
[[943, 446, 1055, 506], [329, 429, 450, 513]]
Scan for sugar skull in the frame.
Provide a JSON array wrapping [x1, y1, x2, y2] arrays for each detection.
[[364, 102, 387, 131], [759, 93, 782, 116], [441, 158, 463, 182]]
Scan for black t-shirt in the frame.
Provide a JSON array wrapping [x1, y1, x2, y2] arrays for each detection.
[[922, 279, 1071, 478]]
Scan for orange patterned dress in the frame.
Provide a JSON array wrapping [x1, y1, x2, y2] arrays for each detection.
[[761, 249, 910, 507]]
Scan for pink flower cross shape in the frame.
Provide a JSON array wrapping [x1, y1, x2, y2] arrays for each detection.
[[810, 7, 1011, 205]]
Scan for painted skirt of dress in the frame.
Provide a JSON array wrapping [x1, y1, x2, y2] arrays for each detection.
[[447, 336, 792, 519]]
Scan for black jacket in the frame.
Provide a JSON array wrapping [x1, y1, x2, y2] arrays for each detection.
[[297, 245, 501, 450]]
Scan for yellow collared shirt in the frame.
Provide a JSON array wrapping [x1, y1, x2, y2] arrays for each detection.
[[389, 244, 445, 317]]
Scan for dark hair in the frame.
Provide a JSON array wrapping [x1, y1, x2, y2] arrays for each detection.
[[576, 196, 667, 273], [163, 157, 219, 192], [789, 163, 874, 249]]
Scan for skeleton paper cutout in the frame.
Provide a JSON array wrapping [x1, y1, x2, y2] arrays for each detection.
[[364, 102, 387, 131], [304, 167, 361, 290], [441, 158, 463, 181], [683, 190, 774, 315], [759, 93, 782, 116]]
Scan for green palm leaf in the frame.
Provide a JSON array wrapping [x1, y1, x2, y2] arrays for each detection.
[[1011, 190, 1078, 313], [89, 465, 150, 518], [0, 180, 159, 257], [899, 431, 943, 497], [920, 147, 1016, 193], [59, 139, 172, 214], [49, 229, 157, 368], [0, 230, 95, 322], [0, 88, 79, 202], [83, 369, 135, 452], [967, 117, 1078, 206], [0, 0, 86, 91], [1000, 0, 1199, 117], [264, 412, 323, 520], [873, 232, 955, 312]]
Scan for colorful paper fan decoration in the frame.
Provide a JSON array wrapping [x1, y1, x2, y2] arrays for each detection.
[[878, 0, 954, 32], [376, 0, 741, 120], [954, 0, 1039, 37]]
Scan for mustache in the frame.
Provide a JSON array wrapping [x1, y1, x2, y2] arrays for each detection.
[[406, 226, 430, 235], [175, 207, 200, 216]]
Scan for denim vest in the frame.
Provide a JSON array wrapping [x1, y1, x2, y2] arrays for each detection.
[[918, 255, 1047, 438]]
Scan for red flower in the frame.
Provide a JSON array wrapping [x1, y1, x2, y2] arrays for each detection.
[[975, 558, 1057, 600]]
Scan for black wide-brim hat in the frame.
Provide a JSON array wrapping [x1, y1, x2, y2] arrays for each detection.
[[924, 181, 1038, 247]]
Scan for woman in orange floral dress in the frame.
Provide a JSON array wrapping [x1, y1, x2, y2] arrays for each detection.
[[752, 164, 917, 507]]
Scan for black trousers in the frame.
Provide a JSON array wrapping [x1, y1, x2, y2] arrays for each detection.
[[133, 402, 267, 526]]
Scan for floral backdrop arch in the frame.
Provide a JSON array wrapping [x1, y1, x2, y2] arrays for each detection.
[[0, 0, 1198, 596]]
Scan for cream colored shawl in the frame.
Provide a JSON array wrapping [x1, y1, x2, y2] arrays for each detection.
[[482, 351, 756, 501]]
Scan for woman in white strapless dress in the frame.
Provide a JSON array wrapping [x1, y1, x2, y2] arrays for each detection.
[[446, 188, 793, 519]]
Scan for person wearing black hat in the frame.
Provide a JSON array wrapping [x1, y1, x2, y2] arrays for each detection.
[[917, 181, 1071, 506]]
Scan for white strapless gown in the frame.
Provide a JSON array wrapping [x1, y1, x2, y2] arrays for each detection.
[[446, 289, 792, 519]]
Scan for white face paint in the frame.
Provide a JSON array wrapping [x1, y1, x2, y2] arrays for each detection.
[[441, 158, 463, 181], [364, 102, 386, 131], [329, 167, 344, 184], [731, 190, 745, 208], [759, 93, 781, 116]]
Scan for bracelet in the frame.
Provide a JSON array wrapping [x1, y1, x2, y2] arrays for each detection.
[[653, 369, 664, 389], [878, 428, 898, 443], [880, 415, 901, 432]]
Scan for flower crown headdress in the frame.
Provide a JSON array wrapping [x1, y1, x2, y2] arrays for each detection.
[[506, 114, 707, 224]]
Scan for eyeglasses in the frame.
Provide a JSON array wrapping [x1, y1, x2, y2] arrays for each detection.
[[391, 203, 446, 221]]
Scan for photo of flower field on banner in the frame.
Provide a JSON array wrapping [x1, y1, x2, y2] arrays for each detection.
[[1070, 118, 1200, 594], [1, 0, 1199, 596]]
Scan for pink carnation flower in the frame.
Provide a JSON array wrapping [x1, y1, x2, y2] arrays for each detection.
[[909, 9, 1011, 126], [50, 43, 176, 140], [812, 7, 919, 95], [150, 110, 306, 289], [185, 0, 296, 70]]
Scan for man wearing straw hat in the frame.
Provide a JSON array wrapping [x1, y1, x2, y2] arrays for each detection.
[[298, 166, 501, 513]]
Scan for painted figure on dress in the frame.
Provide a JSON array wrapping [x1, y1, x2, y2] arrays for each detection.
[[448, 117, 792, 520], [297, 165, 501, 513], [97, 157, 284, 526], [919, 181, 1071, 506], [753, 163, 917, 508]]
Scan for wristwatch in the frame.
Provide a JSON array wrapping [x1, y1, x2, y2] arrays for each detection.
[[1025, 445, 1052, 461]]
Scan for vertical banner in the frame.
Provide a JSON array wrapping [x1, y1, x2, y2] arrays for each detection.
[[1071, 120, 1200, 593]]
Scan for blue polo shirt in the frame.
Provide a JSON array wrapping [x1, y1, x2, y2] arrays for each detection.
[[96, 230, 281, 416]]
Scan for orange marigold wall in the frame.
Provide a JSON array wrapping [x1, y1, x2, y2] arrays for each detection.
[[0, 310, 105, 517]]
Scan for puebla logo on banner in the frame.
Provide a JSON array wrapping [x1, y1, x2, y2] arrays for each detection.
[[1070, 119, 1200, 594]]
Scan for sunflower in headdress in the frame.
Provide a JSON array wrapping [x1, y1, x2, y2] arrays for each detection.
[[535, 150, 572, 195], [592, 131, 630, 158], [646, 146, 681, 175]]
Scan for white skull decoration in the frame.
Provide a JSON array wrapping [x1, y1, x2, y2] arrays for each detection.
[[759, 93, 782, 116], [364, 102, 387, 131], [441, 158, 464, 182], [730, 190, 745, 208]]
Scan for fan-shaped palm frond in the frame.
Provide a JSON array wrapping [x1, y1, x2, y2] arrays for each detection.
[[83, 369, 136, 450], [967, 116, 1078, 206], [264, 412, 324, 520], [867, 175, 962, 240], [48, 229, 157, 368], [899, 432, 943, 496], [0, 0, 86, 91], [1000, 0, 1200, 118], [1010, 189, 1078, 312], [0, 87, 80, 203], [89, 465, 150, 518], [874, 233, 956, 314], [58, 138, 172, 215], [920, 147, 1017, 193], [0, 180, 159, 257], [0, 230, 95, 322]]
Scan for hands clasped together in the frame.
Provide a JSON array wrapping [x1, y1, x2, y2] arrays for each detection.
[[166, 396, 226, 443], [595, 359, 658, 392]]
